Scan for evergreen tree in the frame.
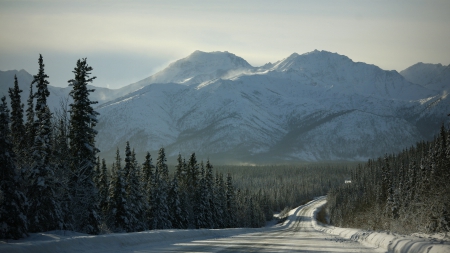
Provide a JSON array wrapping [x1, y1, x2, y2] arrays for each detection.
[[175, 153, 184, 184], [187, 153, 200, 189], [33, 55, 50, 116], [157, 147, 169, 183], [68, 58, 100, 234], [141, 151, 154, 228], [123, 142, 145, 231], [151, 147, 171, 229], [97, 159, 109, 220], [27, 55, 64, 233], [8, 75, 25, 159], [214, 172, 227, 228], [108, 148, 130, 232], [52, 118, 72, 232], [0, 96, 28, 239], [168, 175, 187, 228], [226, 173, 237, 228], [24, 83, 35, 164], [205, 160, 215, 228], [194, 162, 210, 228]]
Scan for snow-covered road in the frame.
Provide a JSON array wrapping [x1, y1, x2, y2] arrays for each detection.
[[6, 197, 448, 252], [1, 197, 385, 253], [133, 197, 383, 253]]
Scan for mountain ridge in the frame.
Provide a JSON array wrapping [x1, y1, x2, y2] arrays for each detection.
[[1, 50, 448, 164], [94, 50, 447, 163]]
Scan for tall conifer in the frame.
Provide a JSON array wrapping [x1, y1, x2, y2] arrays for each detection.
[[8, 75, 25, 158], [68, 58, 100, 234], [0, 96, 28, 239]]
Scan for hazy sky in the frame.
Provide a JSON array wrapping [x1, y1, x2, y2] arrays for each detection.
[[1, 0, 449, 89]]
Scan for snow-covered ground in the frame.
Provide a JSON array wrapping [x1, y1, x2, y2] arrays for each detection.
[[2, 197, 449, 252]]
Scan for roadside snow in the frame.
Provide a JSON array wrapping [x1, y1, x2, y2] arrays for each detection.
[[2, 197, 448, 253], [312, 199, 450, 253]]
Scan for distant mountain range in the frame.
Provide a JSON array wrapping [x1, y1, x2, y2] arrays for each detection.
[[1, 50, 449, 164]]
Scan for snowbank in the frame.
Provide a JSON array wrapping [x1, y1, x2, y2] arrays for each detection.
[[0, 227, 264, 253], [0, 198, 314, 253], [312, 200, 450, 253]]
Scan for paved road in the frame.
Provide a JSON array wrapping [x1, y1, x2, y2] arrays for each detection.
[[128, 198, 385, 253]]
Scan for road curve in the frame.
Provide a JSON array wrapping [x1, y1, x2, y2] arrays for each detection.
[[126, 198, 385, 253]]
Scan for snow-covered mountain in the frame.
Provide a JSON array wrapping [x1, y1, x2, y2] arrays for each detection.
[[400, 62, 450, 92], [95, 50, 449, 163], [2, 51, 447, 163], [119, 50, 254, 93]]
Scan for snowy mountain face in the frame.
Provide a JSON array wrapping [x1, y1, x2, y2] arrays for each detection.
[[1, 51, 447, 163], [95, 50, 449, 163], [400, 62, 450, 92], [120, 50, 255, 93]]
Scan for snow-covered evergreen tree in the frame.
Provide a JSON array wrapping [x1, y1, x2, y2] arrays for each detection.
[[141, 151, 154, 228], [151, 147, 171, 229], [157, 147, 169, 183], [26, 55, 64, 233], [8, 75, 25, 160], [194, 162, 209, 228], [108, 148, 130, 232], [214, 172, 227, 228], [168, 175, 188, 228], [97, 158, 109, 220], [205, 160, 214, 228], [187, 153, 200, 189], [0, 96, 28, 239], [123, 142, 145, 231], [225, 173, 237, 228], [24, 83, 35, 165], [68, 58, 100, 234], [52, 118, 73, 232]]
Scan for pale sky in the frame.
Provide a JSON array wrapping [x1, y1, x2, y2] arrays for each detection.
[[1, 0, 449, 89]]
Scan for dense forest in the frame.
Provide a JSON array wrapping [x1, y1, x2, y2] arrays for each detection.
[[214, 164, 351, 216], [327, 125, 450, 234], [0, 55, 346, 240]]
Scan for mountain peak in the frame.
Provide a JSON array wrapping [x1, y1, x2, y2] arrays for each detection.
[[273, 50, 353, 73], [182, 50, 252, 69], [129, 51, 253, 88], [400, 62, 450, 91]]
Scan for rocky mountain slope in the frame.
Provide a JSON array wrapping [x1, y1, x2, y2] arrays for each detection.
[[1, 51, 448, 163], [94, 50, 449, 163], [400, 62, 450, 92]]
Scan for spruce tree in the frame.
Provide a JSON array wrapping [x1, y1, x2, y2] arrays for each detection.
[[123, 143, 145, 231], [24, 83, 35, 164], [108, 148, 130, 232], [0, 96, 28, 239], [27, 55, 63, 233], [187, 153, 200, 189], [194, 162, 209, 228], [226, 173, 237, 228], [157, 147, 169, 183], [97, 158, 109, 219], [142, 151, 154, 228], [151, 147, 171, 229], [8, 75, 25, 159], [168, 175, 187, 228], [68, 58, 100, 234], [214, 172, 227, 228]]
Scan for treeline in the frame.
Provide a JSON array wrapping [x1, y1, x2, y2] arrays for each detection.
[[98, 147, 266, 233], [215, 164, 352, 219], [327, 125, 450, 234], [0, 55, 262, 240]]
